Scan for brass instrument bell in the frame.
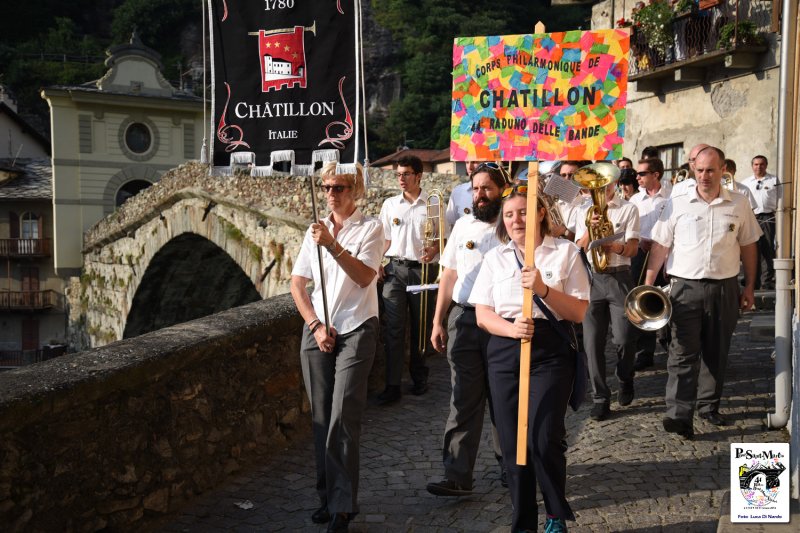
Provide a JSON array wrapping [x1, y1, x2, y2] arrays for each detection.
[[571, 162, 620, 272]]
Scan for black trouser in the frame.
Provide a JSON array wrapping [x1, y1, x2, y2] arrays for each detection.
[[381, 259, 435, 387], [487, 321, 576, 531], [755, 213, 775, 289]]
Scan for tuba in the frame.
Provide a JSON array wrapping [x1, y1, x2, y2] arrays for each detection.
[[625, 284, 672, 331], [571, 162, 620, 272], [419, 190, 446, 353], [721, 171, 735, 190]]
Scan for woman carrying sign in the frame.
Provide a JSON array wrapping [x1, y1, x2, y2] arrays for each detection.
[[290, 161, 384, 532], [469, 185, 590, 532]]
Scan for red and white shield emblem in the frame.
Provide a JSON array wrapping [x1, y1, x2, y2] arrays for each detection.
[[259, 26, 307, 92]]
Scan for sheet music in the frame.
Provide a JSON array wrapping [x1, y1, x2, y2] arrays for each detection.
[[406, 283, 439, 294], [544, 174, 581, 203], [587, 231, 625, 251]]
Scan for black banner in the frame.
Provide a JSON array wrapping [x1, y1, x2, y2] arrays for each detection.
[[209, 0, 358, 171]]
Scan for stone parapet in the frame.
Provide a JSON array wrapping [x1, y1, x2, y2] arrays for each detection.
[[0, 294, 307, 531]]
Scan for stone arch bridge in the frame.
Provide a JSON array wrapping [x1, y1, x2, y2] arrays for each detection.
[[71, 162, 461, 349]]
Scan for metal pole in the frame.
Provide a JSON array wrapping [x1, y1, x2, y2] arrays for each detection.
[[308, 176, 331, 334]]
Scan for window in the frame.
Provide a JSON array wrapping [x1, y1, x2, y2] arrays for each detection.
[[125, 123, 152, 154], [115, 180, 153, 207], [655, 143, 685, 183], [20, 213, 40, 239]]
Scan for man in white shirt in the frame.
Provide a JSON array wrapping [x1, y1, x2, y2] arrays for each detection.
[[741, 155, 778, 289], [576, 180, 640, 420], [555, 160, 592, 241], [670, 143, 710, 197], [377, 155, 438, 405], [426, 163, 506, 496], [645, 146, 761, 439], [444, 160, 480, 235], [629, 158, 671, 371]]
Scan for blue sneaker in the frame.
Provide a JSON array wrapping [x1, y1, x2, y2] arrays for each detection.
[[544, 517, 567, 533]]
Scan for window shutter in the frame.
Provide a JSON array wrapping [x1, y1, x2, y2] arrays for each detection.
[[9, 211, 19, 238]]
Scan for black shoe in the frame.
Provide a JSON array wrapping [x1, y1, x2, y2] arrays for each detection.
[[633, 355, 653, 371], [590, 402, 610, 421], [662, 417, 693, 439], [426, 478, 473, 496], [699, 411, 729, 426], [411, 380, 428, 396], [312, 504, 330, 524], [377, 385, 401, 405], [617, 387, 634, 407], [326, 512, 351, 532], [500, 466, 508, 488]]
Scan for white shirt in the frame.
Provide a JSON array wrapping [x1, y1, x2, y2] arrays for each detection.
[[292, 209, 384, 334], [445, 181, 473, 236], [468, 237, 591, 320], [670, 177, 695, 198], [575, 196, 640, 268], [733, 180, 758, 210], [651, 187, 762, 280], [741, 173, 779, 214], [630, 186, 670, 240], [440, 214, 499, 305], [380, 190, 428, 261], [557, 194, 592, 233]]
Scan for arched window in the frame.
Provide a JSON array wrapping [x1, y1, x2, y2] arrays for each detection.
[[115, 180, 153, 207], [20, 212, 40, 239]]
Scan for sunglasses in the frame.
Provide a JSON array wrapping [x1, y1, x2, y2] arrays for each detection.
[[473, 162, 511, 183], [502, 185, 528, 198], [321, 184, 352, 193], [636, 171, 653, 176]]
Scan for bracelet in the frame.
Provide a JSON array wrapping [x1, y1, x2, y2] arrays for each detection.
[[325, 240, 337, 253], [334, 244, 347, 258], [540, 285, 550, 299], [308, 319, 321, 333]]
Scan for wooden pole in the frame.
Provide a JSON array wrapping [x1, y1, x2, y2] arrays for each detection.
[[516, 20, 546, 467], [516, 160, 539, 466]]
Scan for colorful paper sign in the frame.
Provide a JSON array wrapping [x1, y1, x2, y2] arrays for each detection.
[[451, 29, 630, 162]]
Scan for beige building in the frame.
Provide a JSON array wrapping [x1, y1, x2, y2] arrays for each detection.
[[592, 0, 780, 178], [41, 32, 205, 276], [0, 87, 50, 159]]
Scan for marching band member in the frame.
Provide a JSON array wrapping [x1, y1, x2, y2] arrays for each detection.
[[445, 160, 481, 235], [645, 147, 761, 439], [377, 155, 435, 404], [575, 180, 640, 421], [427, 162, 506, 496], [290, 162, 384, 532], [470, 185, 590, 533]]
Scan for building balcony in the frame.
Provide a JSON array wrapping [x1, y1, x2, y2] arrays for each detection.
[[0, 290, 57, 310], [626, 0, 773, 91], [0, 238, 52, 258], [0, 345, 66, 369]]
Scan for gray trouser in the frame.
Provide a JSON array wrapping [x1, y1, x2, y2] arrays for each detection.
[[583, 269, 638, 404], [441, 305, 502, 488], [300, 317, 378, 514], [666, 277, 739, 421], [381, 260, 433, 387]]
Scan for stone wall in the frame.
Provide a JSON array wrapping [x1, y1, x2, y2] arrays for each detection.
[[72, 162, 467, 350], [0, 294, 308, 532]]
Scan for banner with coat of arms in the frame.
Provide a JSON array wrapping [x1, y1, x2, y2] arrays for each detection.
[[209, 0, 360, 175]]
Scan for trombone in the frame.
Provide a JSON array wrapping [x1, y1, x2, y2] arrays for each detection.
[[625, 284, 672, 331], [419, 190, 445, 353], [721, 171, 735, 190]]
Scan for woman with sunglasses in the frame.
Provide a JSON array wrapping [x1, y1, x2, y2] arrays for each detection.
[[468, 185, 590, 533], [290, 161, 384, 533]]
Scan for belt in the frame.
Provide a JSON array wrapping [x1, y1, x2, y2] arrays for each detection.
[[672, 275, 735, 284], [593, 265, 630, 274], [389, 257, 421, 268]]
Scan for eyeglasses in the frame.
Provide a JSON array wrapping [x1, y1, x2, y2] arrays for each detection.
[[321, 184, 352, 193], [502, 185, 528, 198], [395, 171, 417, 179], [560, 171, 575, 178], [636, 171, 653, 176]]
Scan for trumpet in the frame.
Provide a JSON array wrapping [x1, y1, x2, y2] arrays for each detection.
[[419, 190, 445, 353], [625, 284, 672, 331], [571, 162, 620, 272]]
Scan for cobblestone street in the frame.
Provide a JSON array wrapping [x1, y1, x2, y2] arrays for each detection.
[[161, 309, 789, 532]]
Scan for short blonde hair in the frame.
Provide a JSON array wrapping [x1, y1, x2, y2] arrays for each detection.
[[320, 161, 365, 200]]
